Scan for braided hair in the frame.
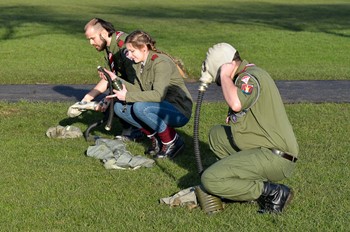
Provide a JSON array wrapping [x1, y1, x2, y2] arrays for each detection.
[[125, 30, 187, 78]]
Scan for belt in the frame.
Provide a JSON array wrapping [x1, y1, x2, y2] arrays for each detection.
[[269, 149, 298, 163]]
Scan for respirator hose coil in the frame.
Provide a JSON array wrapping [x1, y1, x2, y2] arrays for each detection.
[[193, 85, 223, 214], [193, 89, 205, 175]]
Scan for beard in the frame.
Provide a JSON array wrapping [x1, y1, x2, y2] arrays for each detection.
[[96, 34, 107, 51], [96, 40, 107, 52]]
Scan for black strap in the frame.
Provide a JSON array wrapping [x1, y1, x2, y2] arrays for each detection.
[[270, 149, 298, 163]]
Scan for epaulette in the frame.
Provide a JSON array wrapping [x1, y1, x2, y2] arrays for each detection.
[[115, 31, 125, 48], [117, 40, 124, 48], [151, 54, 159, 61], [115, 31, 124, 38]]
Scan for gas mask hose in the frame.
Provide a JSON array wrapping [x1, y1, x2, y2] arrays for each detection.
[[193, 82, 223, 214], [84, 118, 105, 142], [83, 84, 114, 141], [104, 74, 115, 131], [83, 70, 115, 141], [193, 82, 210, 173], [193, 87, 205, 174]]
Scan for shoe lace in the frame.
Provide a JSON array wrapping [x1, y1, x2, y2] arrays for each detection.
[[160, 142, 169, 153], [151, 136, 158, 150]]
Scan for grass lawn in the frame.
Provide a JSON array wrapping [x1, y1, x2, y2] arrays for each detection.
[[0, 101, 349, 231], [0, 0, 349, 230]]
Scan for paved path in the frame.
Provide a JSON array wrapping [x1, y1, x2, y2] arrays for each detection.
[[0, 80, 349, 103]]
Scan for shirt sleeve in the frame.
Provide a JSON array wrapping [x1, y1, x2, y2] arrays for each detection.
[[235, 73, 260, 111]]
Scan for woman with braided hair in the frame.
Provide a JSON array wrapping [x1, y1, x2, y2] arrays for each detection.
[[105, 30, 193, 159]]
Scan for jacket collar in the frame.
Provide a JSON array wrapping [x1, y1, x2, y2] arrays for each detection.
[[234, 59, 249, 76], [107, 33, 116, 52]]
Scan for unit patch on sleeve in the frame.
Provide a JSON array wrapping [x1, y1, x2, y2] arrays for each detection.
[[241, 83, 254, 95], [241, 75, 250, 84]]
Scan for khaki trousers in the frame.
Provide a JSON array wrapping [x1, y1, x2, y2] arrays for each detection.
[[201, 125, 296, 201]]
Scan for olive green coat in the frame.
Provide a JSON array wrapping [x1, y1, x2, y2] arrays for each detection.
[[124, 51, 193, 119]]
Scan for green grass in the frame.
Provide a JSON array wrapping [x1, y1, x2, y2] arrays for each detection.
[[0, 101, 349, 231], [0, 0, 349, 230], [0, 0, 349, 83]]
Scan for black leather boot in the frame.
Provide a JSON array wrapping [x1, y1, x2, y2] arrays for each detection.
[[257, 182, 294, 214]]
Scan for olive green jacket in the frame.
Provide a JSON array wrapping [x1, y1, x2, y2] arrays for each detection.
[[124, 51, 193, 119], [230, 60, 299, 156]]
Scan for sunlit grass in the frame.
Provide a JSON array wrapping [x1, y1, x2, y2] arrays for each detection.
[[0, 101, 349, 230]]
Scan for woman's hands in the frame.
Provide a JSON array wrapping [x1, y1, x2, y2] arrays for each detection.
[[98, 68, 127, 101], [106, 84, 127, 101]]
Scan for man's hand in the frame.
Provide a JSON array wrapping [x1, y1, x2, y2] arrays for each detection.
[[95, 98, 110, 112], [98, 67, 118, 81]]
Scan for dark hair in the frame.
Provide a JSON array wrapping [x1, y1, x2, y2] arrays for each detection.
[[232, 51, 242, 62], [86, 18, 115, 37], [125, 30, 187, 77]]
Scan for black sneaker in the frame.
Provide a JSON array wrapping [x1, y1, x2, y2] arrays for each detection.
[[144, 136, 161, 155], [155, 134, 185, 159]]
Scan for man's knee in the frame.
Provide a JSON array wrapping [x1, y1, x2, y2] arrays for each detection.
[[201, 166, 231, 198], [201, 168, 217, 195]]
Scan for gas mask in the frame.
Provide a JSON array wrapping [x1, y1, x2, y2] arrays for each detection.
[[199, 43, 237, 85]]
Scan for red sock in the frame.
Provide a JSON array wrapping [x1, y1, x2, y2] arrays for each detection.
[[157, 127, 176, 144], [140, 128, 154, 136]]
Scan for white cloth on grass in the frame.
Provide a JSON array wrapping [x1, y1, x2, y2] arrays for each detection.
[[160, 187, 198, 208]]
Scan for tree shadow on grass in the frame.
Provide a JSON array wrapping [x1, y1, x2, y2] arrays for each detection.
[[0, 2, 349, 41], [110, 2, 350, 38]]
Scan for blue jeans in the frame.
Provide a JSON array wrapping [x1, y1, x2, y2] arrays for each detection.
[[114, 101, 190, 133]]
